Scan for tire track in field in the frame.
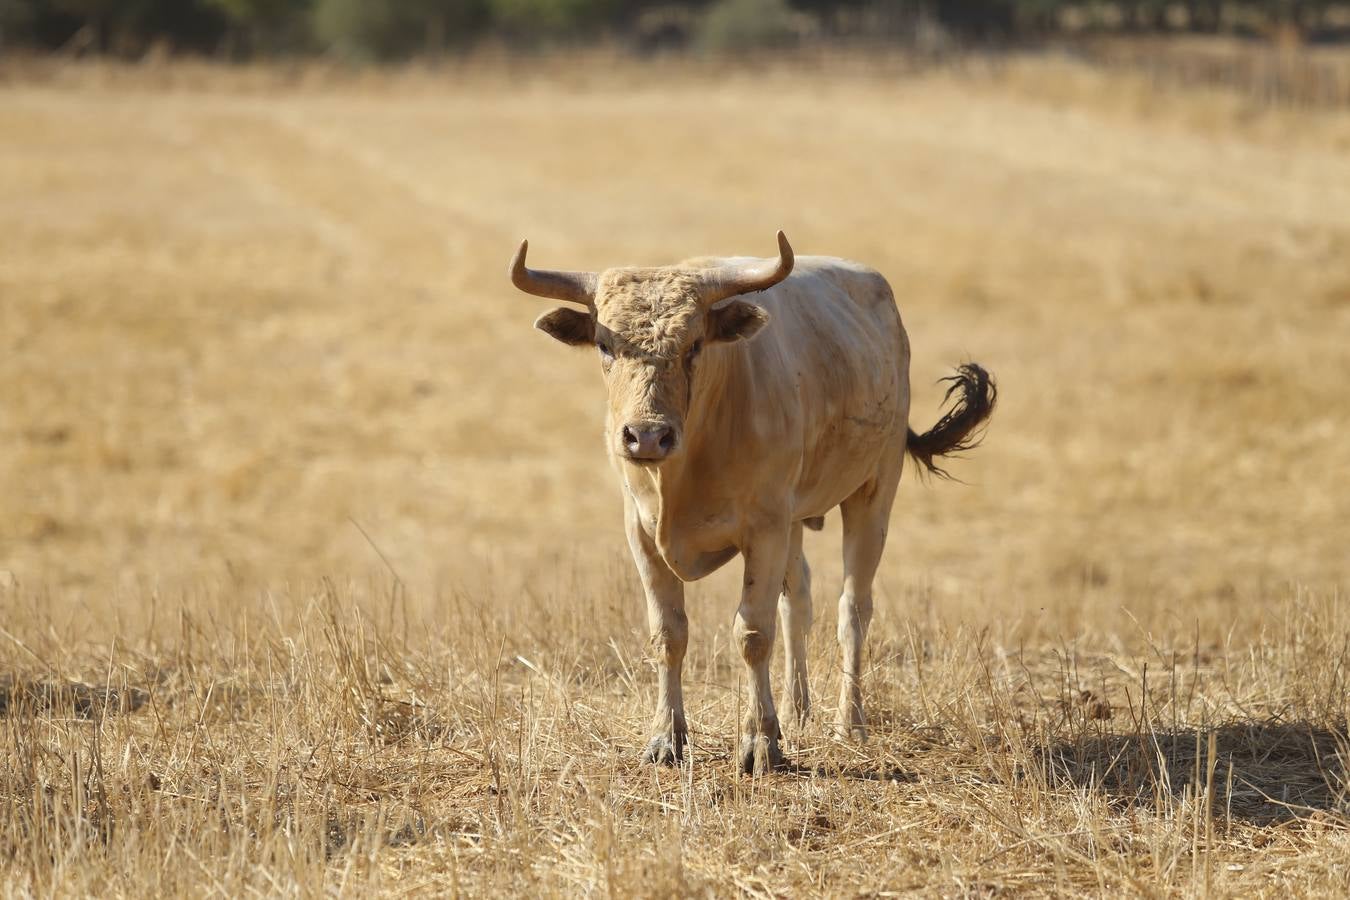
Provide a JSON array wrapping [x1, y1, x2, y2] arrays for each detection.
[[831, 84, 1350, 238], [248, 101, 542, 282], [250, 99, 677, 269], [141, 102, 367, 263], [144, 97, 482, 286]]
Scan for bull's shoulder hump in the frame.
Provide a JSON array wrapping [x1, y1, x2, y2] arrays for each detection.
[[782, 258, 892, 298], [780, 259, 899, 324], [674, 255, 893, 308], [791, 256, 886, 279], [674, 255, 879, 275]]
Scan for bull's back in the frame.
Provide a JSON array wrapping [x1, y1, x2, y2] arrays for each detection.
[[753, 258, 910, 513]]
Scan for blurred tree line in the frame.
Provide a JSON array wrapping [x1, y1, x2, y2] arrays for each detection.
[[1, 0, 1346, 58]]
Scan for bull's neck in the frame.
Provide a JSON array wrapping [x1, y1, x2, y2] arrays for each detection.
[[685, 341, 745, 456]]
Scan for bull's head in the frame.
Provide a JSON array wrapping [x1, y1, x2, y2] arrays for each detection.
[[510, 232, 794, 465]]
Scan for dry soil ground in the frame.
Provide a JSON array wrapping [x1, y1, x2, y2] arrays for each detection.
[[1, 55, 1350, 896]]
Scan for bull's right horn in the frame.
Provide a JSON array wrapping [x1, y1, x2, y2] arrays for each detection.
[[698, 230, 795, 306], [509, 240, 597, 306]]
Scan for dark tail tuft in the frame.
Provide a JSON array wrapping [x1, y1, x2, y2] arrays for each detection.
[[906, 362, 997, 480]]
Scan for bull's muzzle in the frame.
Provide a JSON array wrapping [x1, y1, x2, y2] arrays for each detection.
[[620, 422, 678, 462]]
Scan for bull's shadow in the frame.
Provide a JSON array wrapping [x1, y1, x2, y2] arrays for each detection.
[[1033, 720, 1349, 825]]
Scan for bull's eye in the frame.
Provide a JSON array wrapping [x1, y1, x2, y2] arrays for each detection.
[[597, 341, 614, 363], [686, 340, 703, 363]]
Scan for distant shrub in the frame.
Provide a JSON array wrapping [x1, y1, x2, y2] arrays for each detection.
[[487, 0, 622, 39], [697, 0, 808, 52], [206, 0, 311, 56], [313, 0, 391, 58], [312, 0, 487, 59]]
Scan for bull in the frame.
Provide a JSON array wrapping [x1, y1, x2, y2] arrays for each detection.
[[510, 231, 995, 774]]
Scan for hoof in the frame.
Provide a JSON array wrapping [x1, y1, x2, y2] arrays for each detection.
[[833, 720, 868, 742], [642, 732, 686, 766], [739, 734, 785, 775]]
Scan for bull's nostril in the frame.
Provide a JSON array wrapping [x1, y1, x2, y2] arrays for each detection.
[[621, 423, 676, 460]]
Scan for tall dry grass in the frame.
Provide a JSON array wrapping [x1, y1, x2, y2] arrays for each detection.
[[2, 53, 1349, 895]]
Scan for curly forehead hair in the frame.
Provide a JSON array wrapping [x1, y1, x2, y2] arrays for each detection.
[[595, 269, 706, 356]]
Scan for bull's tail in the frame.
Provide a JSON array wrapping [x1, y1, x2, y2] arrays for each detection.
[[906, 362, 997, 479]]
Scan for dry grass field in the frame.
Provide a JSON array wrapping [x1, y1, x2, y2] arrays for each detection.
[[2, 54, 1350, 896]]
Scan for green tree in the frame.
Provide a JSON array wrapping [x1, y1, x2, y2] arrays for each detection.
[[30, 0, 228, 54], [206, 0, 309, 54], [313, 0, 486, 58], [487, 0, 622, 38], [698, 0, 800, 50], [0, 0, 37, 47]]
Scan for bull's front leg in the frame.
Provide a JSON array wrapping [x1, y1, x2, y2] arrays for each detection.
[[625, 494, 689, 765], [735, 523, 791, 775]]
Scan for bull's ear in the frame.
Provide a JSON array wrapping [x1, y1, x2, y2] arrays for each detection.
[[534, 307, 594, 346], [708, 300, 769, 344]]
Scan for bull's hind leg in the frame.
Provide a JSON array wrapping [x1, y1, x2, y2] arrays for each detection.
[[625, 495, 688, 765], [778, 522, 812, 727], [836, 458, 903, 741]]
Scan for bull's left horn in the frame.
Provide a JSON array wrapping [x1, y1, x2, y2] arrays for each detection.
[[699, 230, 794, 305], [509, 240, 597, 306]]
